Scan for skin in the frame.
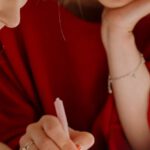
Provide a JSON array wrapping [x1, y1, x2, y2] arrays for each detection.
[[0, 0, 95, 150], [0, 0, 27, 29], [0, 143, 11, 150], [19, 115, 95, 150], [99, 0, 150, 149], [99, 0, 134, 8], [0, 0, 150, 150]]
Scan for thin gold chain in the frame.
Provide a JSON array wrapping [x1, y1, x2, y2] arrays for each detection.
[[76, 0, 85, 19], [57, 0, 86, 41], [57, 1, 66, 41]]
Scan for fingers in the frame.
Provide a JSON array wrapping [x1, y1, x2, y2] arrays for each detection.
[[69, 128, 95, 150], [40, 115, 77, 150], [20, 115, 78, 150], [20, 135, 38, 150], [19, 115, 95, 150], [26, 123, 59, 150]]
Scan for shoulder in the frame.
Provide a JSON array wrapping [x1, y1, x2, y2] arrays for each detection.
[[134, 15, 150, 54]]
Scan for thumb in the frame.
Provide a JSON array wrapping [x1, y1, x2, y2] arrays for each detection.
[[69, 128, 95, 150]]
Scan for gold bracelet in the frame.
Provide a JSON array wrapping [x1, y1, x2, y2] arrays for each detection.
[[108, 53, 145, 94]]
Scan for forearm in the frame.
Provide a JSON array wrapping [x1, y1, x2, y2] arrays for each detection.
[[103, 27, 150, 150]]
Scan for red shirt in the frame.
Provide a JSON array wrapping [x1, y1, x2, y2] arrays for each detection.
[[0, 0, 150, 149]]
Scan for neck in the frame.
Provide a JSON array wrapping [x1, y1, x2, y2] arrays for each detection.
[[60, 0, 103, 22]]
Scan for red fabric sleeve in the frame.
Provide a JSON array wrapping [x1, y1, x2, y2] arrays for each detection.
[[92, 56, 150, 150], [106, 56, 150, 150], [92, 95, 132, 150], [0, 47, 39, 149], [92, 16, 150, 149]]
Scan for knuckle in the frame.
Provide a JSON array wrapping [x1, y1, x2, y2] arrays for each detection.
[[26, 123, 37, 133], [40, 115, 49, 122], [40, 115, 60, 130], [49, 118, 65, 133], [40, 115, 58, 124], [19, 135, 26, 145]]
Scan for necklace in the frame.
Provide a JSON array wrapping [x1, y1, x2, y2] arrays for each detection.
[[57, 0, 103, 41], [76, 0, 85, 19], [58, 1, 66, 41], [57, 0, 86, 41]]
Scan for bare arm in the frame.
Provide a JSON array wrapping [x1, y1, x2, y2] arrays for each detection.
[[101, 0, 150, 149]]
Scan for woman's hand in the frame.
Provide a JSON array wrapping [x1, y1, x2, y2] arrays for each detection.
[[19, 115, 95, 150]]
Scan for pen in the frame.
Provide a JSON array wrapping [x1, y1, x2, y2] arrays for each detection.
[[54, 97, 82, 150], [54, 97, 69, 137]]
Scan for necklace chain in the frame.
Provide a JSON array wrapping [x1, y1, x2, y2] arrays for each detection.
[[57, 0, 101, 40], [76, 0, 85, 19], [58, 1, 66, 41], [57, 0, 86, 41]]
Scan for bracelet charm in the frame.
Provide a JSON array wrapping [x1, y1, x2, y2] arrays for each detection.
[[108, 53, 145, 94]]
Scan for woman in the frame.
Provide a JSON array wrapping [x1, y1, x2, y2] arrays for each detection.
[[0, 0, 150, 149]]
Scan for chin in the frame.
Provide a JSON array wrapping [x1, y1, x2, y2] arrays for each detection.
[[98, 0, 134, 8], [0, 22, 5, 30]]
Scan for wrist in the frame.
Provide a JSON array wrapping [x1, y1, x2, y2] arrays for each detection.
[[101, 24, 135, 52]]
